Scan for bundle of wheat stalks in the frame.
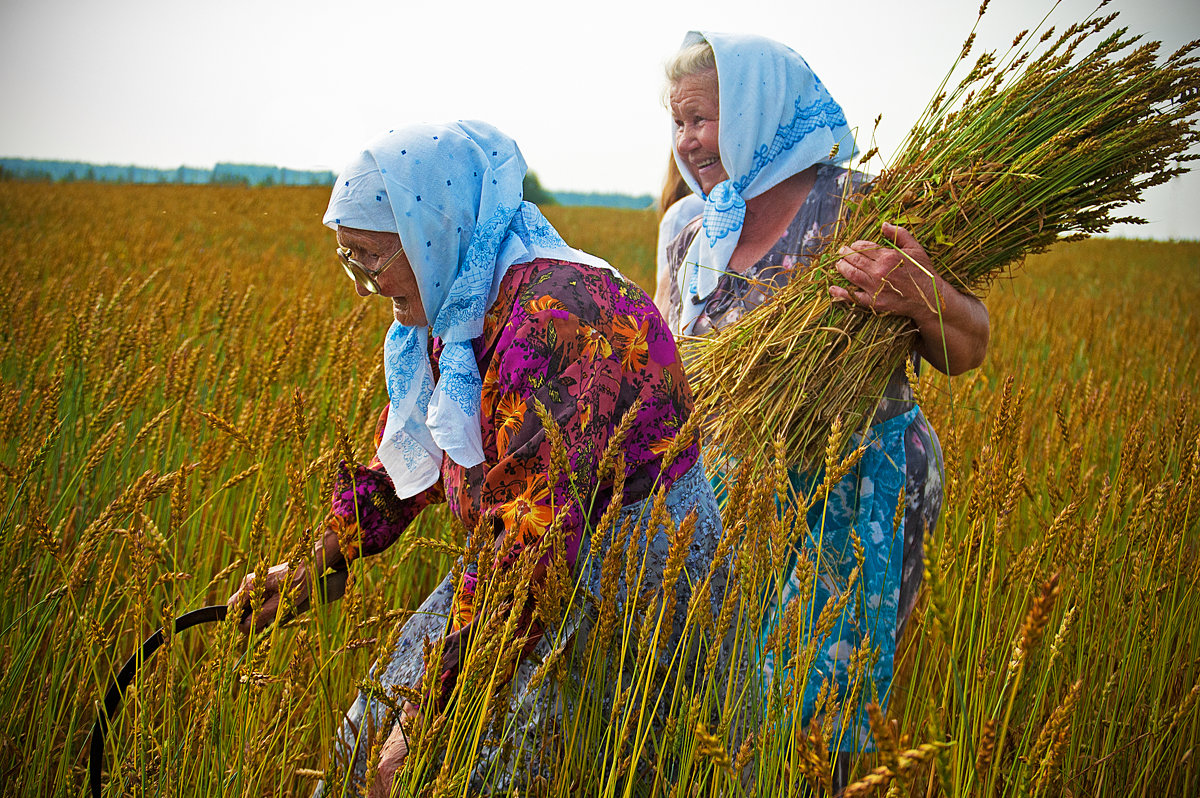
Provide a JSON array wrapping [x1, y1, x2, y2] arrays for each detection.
[[684, 2, 1200, 465]]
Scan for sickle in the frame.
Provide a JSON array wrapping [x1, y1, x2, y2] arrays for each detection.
[[87, 605, 227, 797], [88, 568, 348, 797]]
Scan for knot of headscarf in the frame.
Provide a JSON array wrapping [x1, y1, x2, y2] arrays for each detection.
[[325, 121, 615, 498], [672, 31, 857, 336], [691, 182, 747, 296]]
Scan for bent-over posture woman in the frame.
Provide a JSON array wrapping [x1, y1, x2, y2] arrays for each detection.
[[228, 121, 724, 796]]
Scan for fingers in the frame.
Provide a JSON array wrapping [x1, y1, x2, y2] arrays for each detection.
[[369, 724, 410, 798], [840, 238, 890, 263], [829, 283, 875, 311], [225, 573, 256, 627], [381, 723, 409, 760], [846, 223, 921, 263], [881, 222, 933, 271], [880, 221, 916, 248], [227, 562, 311, 635], [837, 238, 903, 280], [833, 245, 877, 310], [229, 573, 275, 636], [226, 575, 250, 608], [833, 254, 859, 283], [829, 283, 857, 306], [242, 596, 282, 636], [832, 259, 873, 303], [835, 246, 900, 297], [836, 242, 883, 288]]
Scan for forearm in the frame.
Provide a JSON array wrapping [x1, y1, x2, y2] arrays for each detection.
[[312, 523, 353, 573], [328, 460, 442, 557], [912, 276, 989, 376]]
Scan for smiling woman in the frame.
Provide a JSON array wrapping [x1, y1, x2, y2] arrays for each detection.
[[658, 30, 989, 791], [669, 70, 726, 195], [224, 120, 728, 796]]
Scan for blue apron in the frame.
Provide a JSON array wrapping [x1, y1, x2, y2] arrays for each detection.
[[756, 405, 919, 752]]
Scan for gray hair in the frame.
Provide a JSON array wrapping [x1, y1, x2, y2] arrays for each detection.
[[664, 40, 717, 105], [666, 40, 716, 85]]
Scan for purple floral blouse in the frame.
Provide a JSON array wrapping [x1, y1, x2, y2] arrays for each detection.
[[324, 258, 699, 705]]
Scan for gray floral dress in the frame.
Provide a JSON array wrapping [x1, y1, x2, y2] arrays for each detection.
[[665, 164, 943, 751]]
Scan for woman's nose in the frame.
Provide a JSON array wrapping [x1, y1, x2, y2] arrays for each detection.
[[354, 280, 371, 298], [677, 125, 697, 152]]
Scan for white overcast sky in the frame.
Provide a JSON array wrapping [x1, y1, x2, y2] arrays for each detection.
[[2, 0, 1197, 239]]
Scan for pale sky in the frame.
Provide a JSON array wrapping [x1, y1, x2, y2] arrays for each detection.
[[2, 0, 1198, 239]]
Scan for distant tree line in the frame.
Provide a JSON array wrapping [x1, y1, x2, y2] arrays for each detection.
[[0, 158, 336, 187], [522, 171, 557, 206], [0, 158, 654, 209]]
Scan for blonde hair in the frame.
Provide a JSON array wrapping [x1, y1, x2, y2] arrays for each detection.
[[658, 154, 692, 218]]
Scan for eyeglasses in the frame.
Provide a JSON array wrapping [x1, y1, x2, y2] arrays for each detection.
[[336, 244, 404, 295]]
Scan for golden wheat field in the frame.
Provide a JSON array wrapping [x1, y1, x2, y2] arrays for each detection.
[[0, 181, 1197, 797]]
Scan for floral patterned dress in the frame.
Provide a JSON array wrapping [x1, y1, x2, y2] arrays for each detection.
[[316, 258, 725, 791], [665, 164, 943, 751]]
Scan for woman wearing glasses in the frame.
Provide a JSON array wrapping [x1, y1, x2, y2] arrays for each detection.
[[228, 120, 724, 796]]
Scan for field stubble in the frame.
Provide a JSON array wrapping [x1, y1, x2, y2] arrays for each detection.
[[0, 182, 1196, 796]]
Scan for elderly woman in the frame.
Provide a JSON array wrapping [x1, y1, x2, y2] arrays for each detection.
[[228, 121, 723, 795], [661, 31, 988, 774]]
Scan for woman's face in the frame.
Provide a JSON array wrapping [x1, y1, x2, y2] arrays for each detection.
[[335, 226, 428, 327], [670, 70, 726, 195]]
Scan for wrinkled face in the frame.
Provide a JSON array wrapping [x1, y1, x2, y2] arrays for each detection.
[[670, 70, 726, 195], [335, 226, 428, 327]]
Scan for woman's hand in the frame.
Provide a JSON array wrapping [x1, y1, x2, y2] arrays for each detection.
[[225, 525, 352, 635], [368, 702, 420, 798], [226, 560, 313, 636], [831, 222, 989, 375]]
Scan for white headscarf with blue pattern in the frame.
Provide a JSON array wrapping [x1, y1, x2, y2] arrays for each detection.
[[325, 121, 616, 498], [672, 31, 857, 336]]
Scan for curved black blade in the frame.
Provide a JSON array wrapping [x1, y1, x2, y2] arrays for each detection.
[[88, 605, 227, 798]]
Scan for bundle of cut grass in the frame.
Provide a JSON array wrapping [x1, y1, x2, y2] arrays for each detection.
[[684, 3, 1200, 466]]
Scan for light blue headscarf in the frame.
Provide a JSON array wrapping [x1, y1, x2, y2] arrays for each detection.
[[325, 121, 614, 498], [672, 31, 857, 336]]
